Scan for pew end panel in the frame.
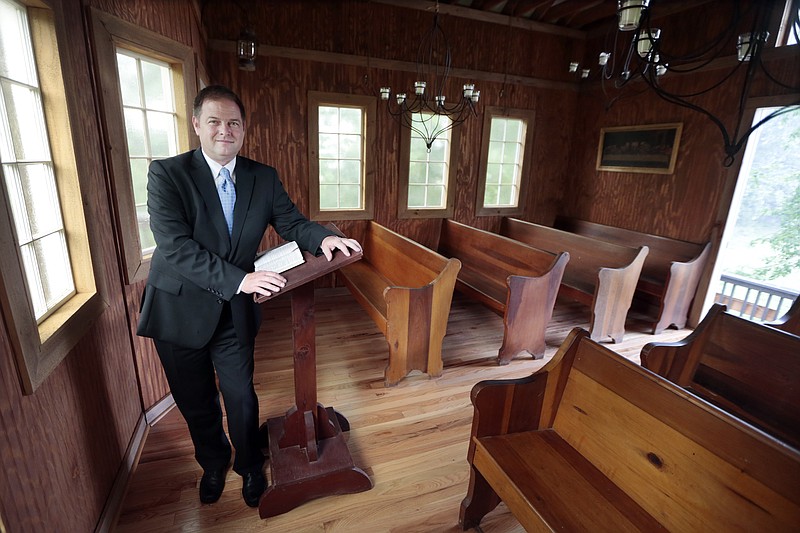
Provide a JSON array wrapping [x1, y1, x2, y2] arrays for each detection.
[[591, 245, 648, 343], [437, 219, 569, 364], [338, 221, 460, 386], [554, 216, 711, 334], [460, 326, 800, 531], [766, 296, 800, 336], [642, 303, 800, 449], [498, 251, 569, 363], [500, 217, 647, 343], [653, 242, 712, 333]]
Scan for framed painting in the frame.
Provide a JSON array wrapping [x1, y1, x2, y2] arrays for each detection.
[[596, 123, 683, 174]]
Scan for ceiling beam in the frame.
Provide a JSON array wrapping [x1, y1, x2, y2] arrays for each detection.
[[368, 0, 586, 39]]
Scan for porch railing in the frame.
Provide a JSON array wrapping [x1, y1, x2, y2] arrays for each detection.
[[715, 272, 798, 323]]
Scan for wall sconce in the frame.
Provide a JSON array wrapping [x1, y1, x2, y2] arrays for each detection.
[[568, 61, 579, 73], [581, 68, 590, 79], [237, 29, 257, 71]]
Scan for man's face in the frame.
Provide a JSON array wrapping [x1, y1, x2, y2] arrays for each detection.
[[192, 98, 245, 165]]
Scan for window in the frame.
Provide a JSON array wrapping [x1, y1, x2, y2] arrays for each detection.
[[398, 113, 461, 219], [475, 107, 535, 217], [116, 50, 180, 258], [0, 0, 103, 394], [308, 92, 375, 221], [91, 8, 195, 283]]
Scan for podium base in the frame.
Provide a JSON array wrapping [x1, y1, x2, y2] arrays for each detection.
[[258, 407, 373, 518]]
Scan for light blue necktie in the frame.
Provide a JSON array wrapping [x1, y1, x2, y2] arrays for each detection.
[[218, 167, 236, 236]]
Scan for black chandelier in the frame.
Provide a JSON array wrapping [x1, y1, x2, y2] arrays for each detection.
[[596, 0, 800, 166], [380, 3, 480, 150]]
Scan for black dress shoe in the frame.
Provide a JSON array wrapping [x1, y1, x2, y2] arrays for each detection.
[[242, 471, 266, 508], [199, 467, 227, 504]]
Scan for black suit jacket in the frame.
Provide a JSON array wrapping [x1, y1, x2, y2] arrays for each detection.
[[137, 149, 332, 349]]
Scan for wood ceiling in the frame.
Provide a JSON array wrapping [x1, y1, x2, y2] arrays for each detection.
[[369, 0, 714, 37]]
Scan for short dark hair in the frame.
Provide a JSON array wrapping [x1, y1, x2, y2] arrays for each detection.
[[193, 85, 246, 119]]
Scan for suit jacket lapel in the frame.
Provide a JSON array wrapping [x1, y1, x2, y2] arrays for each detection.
[[231, 156, 254, 251], [190, 149, 231, 251]]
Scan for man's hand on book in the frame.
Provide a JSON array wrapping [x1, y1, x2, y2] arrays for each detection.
[[240, 270, 287, 297], [320, 235, 362, 261]]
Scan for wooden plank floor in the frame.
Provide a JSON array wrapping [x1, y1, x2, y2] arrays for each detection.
[[114, 287, 692, 532]]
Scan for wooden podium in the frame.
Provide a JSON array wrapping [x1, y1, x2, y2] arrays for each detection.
[[254, 234, 372, 518]]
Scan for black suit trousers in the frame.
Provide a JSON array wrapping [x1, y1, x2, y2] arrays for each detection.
[[154, 303, 264, 476]]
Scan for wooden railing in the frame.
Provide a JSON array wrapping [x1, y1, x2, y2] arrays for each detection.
[[715, 272, 798, 322]]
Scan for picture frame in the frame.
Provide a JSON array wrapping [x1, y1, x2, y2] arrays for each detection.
[[596, 122, 683, 174]]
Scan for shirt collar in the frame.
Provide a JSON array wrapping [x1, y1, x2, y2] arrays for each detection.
[[200, 149, 237, 184]]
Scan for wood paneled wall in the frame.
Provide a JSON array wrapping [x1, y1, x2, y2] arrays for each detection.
[[202, 0, 581, 251], [0, 0, 203, 531], [565, 1, 800, 244]]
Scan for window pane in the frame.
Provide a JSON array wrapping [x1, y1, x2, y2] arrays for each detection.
[[130, 158, 149, 205], [427, 137, 448, 162], [32, 231, 74, 317], [487, 140, 503, 163], [116, 52, 141, 106], [124, 107, 147, 157], [427, 185, 444, 207], [319, 133, 338, 158], [484, 184, 499, 205], [409, 162, 427, 184], [3, 81, 50, 162], [147, 110, 177, 157], [319, 184, 338, 208], [137, 204, 155, 255], [409, 137, 429, 161], [408, 185, 426, 207], [319, 106, 338, 132], [141, 60, 173, 112], [339, 185, 360, 208], [0, 0, 36, 85], [502, 143, 520, 164], [506, 119, 522, 142], [2, 163, 30, 243], [19, 242, 45, 318], [339, 160, 361, 184], [500, 164, 517, 184], [339, 134, 360, 159], [428, 163, 446, 184], [486, 163, 501, 184], [339, 108, 361, 134], [319, 160, 338, 184], [19, 163, 61, 238]]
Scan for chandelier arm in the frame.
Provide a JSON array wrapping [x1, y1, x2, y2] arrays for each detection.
[[642, 70, 733, 153], [650, 62, 744, 99]]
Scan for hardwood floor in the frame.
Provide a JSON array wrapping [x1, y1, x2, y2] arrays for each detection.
[[114, 287, 692, 532]]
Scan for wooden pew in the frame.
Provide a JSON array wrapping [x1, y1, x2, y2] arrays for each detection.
[[459, 327, 800, 532], [766, 296, 800, 336], [337, 221, 460, 386], [555, 216, 711, 334], [499, 217, 648, 343], [641, 303, 800, 449], [436, 219, 569, 364]]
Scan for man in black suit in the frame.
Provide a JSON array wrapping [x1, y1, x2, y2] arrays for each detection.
[[137, 85, 360, 508]]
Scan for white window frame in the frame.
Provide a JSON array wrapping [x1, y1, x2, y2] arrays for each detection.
[[90, 8, 195, 284], [0, 0, 103, 394], [398, 112, 460, 219], [307, 91, 375, 221], [476, 107, 535, 217]]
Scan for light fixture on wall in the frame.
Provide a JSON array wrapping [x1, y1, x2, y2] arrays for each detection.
[[379, 2, 479, 150], [237, 28, 257, 71], [597, 0, 800, 166]]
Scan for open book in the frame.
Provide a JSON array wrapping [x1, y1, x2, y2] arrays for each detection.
[[254, 241, 305, 273]]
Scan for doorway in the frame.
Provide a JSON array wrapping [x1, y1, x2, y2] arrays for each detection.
[[708, 105, 800, 321]]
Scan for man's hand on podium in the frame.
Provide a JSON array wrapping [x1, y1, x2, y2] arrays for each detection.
[[241, 270, 287, 298], [320, 235, 362, 261]]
